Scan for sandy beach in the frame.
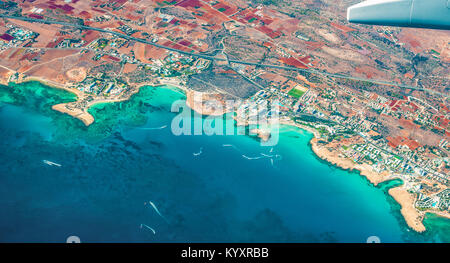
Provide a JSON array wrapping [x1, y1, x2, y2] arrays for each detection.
[[16, 77, 98, 125], [13, 77, 160, 126], [4, 76, 185, 126], [22, 76, 84, 98], [52, 103, 94, 126], [280, 119, 320, 139], [388, 187, 426, 232], [2, 76, 444, 233], [6, 75, 230, 126]]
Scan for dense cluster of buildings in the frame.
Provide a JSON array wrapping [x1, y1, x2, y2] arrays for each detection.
[[0, 0, 448, 216]]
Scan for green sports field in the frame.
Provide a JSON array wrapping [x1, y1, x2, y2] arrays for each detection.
[[288, 88, 306, 98]]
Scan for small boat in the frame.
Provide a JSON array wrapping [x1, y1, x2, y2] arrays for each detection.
[[43, 160, 62, 167]]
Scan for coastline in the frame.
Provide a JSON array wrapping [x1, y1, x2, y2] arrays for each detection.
[[281, 118, 391, 186], [2, 78, 446, 233], [51, 103, 94, 126], [5, 76, 238, 126], [22, 76, 85, 98], [388, 187, 426, 232], [8, 77, 97, 125], [309, 136, 391, 186], [6, 77, 170, 126], [279, 118, 434, 233], [308, 131, 428, 232]]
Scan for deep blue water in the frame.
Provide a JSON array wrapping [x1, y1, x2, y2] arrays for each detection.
[[0, 82, 448, 242]]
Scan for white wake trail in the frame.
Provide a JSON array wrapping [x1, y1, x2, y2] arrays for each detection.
[[42, 160, 62, 167], [242, 154, 263, 160], [140, 223, 156, 234], [139, 125, 167, 130], [148, 201, 168, 223], [193, 147, 203, 156], [222, 144, 240, 151]]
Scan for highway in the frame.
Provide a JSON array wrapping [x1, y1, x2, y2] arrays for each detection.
[[0, 14, 447, 97]]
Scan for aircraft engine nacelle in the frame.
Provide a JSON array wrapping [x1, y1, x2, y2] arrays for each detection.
[[347, 0, 450, 30]]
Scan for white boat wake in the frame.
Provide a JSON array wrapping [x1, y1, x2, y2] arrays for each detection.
[[222, 144, 240, 151], [148, 201, 168, 223], [42, 160, 62, 167], [193, 147, 203, 156], [224, 144, 279, 166], [140, 223, 156, 234], [138, 125, 167, 130], [242, 154, 262, 160]]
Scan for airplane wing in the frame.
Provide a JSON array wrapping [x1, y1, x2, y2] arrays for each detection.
[[347, 0, 450, 30]]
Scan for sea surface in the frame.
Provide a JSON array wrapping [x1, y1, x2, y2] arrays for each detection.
[[0, 81, 448, 243]]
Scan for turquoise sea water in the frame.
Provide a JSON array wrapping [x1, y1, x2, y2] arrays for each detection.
[[0, 81, 448, 243]]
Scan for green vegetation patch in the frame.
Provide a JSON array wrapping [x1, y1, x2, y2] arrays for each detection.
[[288, 88, 305, 98]]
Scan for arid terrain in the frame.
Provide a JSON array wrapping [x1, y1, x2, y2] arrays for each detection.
[[0, 0, 448, 232]]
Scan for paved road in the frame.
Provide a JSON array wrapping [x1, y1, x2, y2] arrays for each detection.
[[0, 14, 222, 60], [1, 14, 447, 97]]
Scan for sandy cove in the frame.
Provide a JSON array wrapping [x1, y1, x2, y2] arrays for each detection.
[[147, 79, 226, 117], [280, 119, 321, 141], [388, 187, 426, 232], [51, 103, 94, 126], [4, 76, 190, 127], [8, 76, 249, 127], [15, 77, 97, 126], [55, 94, 148, 127], [11, 77, 171, 126], [2, 77, 442, 232], [291, 120, 428, 232], [22, 76, 85, 98]]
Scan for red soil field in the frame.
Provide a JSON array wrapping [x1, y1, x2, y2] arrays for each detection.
[[280, 57, 308, 69]]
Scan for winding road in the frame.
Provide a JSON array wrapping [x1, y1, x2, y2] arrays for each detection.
[[0, 14, 447, 97]]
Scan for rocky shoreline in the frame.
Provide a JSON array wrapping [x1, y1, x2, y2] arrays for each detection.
[[2, 78, 446, 232], [280, 119, 431, 232], [309, 134, 428, 232]]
